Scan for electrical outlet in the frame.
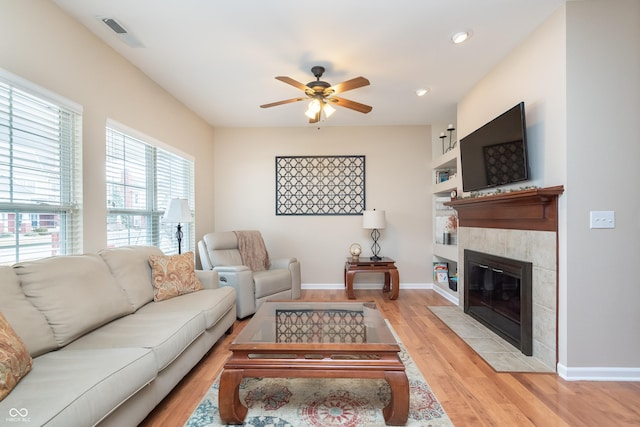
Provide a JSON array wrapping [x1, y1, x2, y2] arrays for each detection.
[[589, 211, 615, 229]]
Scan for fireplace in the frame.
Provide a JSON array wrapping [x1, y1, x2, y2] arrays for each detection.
[[464, 249, 532, 355], [448, 187, 563, 370]]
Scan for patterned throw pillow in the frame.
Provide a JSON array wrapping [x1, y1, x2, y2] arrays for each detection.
[[0, 312, 33, 401], [148, 252, 203, 302]]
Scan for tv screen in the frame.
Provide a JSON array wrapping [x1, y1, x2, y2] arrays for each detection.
[[459, 102, 529, 192]]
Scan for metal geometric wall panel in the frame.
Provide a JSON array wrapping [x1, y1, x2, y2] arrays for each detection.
[[275, 155, 365, 215]]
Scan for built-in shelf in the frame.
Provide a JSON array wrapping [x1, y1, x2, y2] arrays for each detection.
[[433, 147, 459, 195], [434, 243, 458, 261], [432, 147, 458, 170], [432, 132, 459, 293], [433, 176, 459, 194]]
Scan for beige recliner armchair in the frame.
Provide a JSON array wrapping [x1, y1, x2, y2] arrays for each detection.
[[198, 230, 301, 318]]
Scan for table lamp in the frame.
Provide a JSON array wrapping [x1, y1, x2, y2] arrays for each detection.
[[163, 198, 193, 254], [362, 209, 386, 261]]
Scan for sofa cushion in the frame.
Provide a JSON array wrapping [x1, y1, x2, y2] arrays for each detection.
[[0, 266, 57, 357], [0, 348, 155, 427], [63, 310, 205, 371], [202, 231, 243, 266], [137, 287, 236, 330], [148, 252, 202, 302], [13, 254, 133, 347], [99, 245, 163, 311], [0, 312, 33, 401]]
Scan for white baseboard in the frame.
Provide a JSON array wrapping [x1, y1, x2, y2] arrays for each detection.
[[557, 364, 640, 381], [431, 283, 459, 305], [301, 282, 459, 306]]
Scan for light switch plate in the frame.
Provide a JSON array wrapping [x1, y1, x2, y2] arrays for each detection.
[[589, 211, 615, 229]]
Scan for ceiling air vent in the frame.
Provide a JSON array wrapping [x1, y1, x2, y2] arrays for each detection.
[[102, 18, 128, 34], [99, 17, 144, 48]]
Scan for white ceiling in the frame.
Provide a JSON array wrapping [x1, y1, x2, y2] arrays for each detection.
[[51, 0, 565, 128]]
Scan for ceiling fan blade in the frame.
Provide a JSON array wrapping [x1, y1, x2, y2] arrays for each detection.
[[326, 77, 370, 95], [260, 97, 306, 108], [275, 76, 311, 92], [331, 96, 373, 114]]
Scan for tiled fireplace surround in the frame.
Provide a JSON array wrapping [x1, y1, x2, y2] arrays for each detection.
[[451, 187, 563, 371]]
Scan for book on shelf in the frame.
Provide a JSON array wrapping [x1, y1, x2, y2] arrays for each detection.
[[435, 170, 449, 184], [433, 262, 449, 283]]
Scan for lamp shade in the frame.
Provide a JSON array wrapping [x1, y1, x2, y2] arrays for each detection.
[[163, 198, 193, 223], [362, 209, 386, 229]]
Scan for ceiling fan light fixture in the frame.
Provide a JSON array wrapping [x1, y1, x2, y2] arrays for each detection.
[[323, 102, 336, 118], [452, 31, 472, 44], [304, 107, 317, 119], [262, 66, 372, 123], [308, 98, 321, 113], [305, 98, 324, 119]]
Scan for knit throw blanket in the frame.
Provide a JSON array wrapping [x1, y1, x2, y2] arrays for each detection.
[[234, 230, 271, 272]]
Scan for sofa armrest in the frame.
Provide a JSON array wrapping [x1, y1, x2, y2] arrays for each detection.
[[269, 258, 301, 300], [269, 257, 297, 270], [288, 260, 301, 299], [213, 266, 256, 318], [195, 269, 219, 289], [214, 265, 251, 273]]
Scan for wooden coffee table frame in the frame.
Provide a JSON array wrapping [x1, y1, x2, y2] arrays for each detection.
[[218, 302, 409, 426]]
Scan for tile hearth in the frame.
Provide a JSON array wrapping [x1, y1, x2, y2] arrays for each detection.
[[428, 306, 554, 373]]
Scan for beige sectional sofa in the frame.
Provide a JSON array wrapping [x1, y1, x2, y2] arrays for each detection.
[[0, 245, 236, 427]]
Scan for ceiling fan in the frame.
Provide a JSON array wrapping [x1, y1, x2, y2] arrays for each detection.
[[260, 66, 372, 123]]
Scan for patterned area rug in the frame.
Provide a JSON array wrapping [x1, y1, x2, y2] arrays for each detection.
[[185, 326, 453, 427]]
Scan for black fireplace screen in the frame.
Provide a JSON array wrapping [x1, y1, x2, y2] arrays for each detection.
[[464, 250, 533, 355]]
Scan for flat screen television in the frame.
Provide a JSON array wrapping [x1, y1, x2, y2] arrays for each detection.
[[459, 102, 530, 192]]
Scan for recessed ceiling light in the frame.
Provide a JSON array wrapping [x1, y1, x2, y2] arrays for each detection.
[[416, 88, 430, 97], [451, 31, 472, 44]]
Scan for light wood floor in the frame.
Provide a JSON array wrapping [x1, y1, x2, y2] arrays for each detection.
[[140, 289, 640, 426]]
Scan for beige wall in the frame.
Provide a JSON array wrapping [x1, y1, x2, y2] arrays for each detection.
[[212, 126, 432, 286], [457, 8, 567, 191], [459, 1, 640, 377], [564, 0, 640, 373], [0, 0, 216, 253]]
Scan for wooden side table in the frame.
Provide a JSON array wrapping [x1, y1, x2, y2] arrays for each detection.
[[344, 257, 399, 300]]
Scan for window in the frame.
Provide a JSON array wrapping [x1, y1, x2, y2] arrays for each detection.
[[0, 72, 82, 265], [106, 124, 194, 254]]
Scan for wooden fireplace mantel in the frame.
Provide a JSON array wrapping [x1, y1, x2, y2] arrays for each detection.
[[446, 185, 564, 232]]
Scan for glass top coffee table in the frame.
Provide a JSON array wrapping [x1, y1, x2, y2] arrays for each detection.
[[218, 301, 409, 425]]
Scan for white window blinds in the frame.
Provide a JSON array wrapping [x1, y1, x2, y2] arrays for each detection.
[[106, 125, 194, 254], [0, 76, 82, 265]]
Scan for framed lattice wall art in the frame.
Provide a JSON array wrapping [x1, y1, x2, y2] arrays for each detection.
[[275, 155, 365, 215]]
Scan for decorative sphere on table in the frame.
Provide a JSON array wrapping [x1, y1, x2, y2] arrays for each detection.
[[349, 243, 362, 259]]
